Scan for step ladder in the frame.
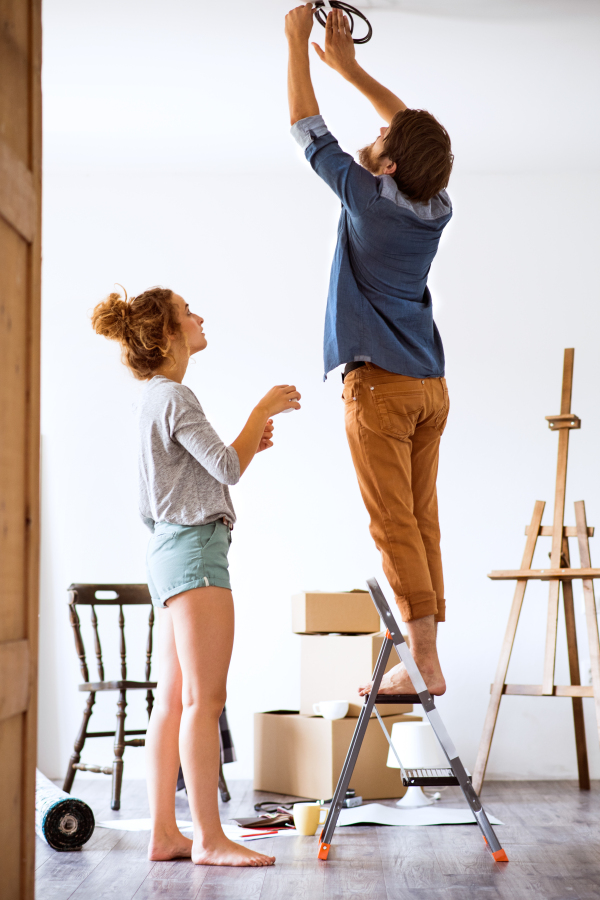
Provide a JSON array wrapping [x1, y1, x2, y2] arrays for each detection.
[[317, 578, 508, 863]]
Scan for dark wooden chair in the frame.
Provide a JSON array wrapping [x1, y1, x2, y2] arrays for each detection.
[[63, 583, 156, 810]]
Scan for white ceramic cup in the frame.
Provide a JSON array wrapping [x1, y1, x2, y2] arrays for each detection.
[[312, 700, 349, 720], [292, 803, 327, 836]]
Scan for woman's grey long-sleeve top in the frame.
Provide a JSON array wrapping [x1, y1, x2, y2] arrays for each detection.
[[137, 375, 240, 532]]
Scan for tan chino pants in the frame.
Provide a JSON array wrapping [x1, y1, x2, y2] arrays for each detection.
[[343, 363, 449, 623]]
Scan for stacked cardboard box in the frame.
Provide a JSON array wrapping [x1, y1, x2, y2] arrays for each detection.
[[254, 590, 421, 799]]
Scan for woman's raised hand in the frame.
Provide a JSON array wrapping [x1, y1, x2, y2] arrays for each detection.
[[258, 385, 302, 417], [256, 419, 275, 453], [233, 388, 300, 475]]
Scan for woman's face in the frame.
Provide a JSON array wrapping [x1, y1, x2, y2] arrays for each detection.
[[171, 293, 207, 355]]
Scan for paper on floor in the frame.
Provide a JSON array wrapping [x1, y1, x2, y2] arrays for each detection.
[[222, 825, 297, 842], [97, 819, 194, 831], [336, 803, 503, 827], [96, 819, 297, 841]]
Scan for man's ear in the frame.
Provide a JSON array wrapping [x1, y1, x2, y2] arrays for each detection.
[[382, 159, 397, 176]]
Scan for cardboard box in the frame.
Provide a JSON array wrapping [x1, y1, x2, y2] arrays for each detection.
[[254, 711, 421, 800], [300, 632, 413, 717], [292, 591, 380, 635]]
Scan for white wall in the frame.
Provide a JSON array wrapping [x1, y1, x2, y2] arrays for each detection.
[[38, 0, 600, 784]]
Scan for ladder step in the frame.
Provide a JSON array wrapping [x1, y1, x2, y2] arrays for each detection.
[[372, 693, 421, 704], [402, 768, 459, 787]]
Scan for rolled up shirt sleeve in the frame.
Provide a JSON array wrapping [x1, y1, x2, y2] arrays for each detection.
[[291, 115, 380, 217], [291, 114, 331, 150]]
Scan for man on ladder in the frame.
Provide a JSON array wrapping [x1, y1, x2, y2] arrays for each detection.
[[285, 4, 453, 696]]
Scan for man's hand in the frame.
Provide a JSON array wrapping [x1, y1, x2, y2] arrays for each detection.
[[312, 8, 356, 75], [311, 6, 407, 124], [256, 419, 274, 453], [285, 3, 315, 45]]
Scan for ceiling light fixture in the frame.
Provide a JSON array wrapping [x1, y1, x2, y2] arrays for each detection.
[[313, 1, 374, 44]]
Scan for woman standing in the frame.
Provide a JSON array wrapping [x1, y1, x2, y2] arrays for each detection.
[[93, 287, 300, 866]]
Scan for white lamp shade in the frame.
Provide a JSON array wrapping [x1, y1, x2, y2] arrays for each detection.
[[386, 722, 447, 769]]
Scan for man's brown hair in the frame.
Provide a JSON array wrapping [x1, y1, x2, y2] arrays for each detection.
[[383, 109, 453, 204]]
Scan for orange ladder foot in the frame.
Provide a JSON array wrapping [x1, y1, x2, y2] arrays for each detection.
[[484, 835, 508, 861], [318, 842, 330, 860]]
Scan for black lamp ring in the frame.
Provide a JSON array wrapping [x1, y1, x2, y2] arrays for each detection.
[[313, 1, 373, 45]]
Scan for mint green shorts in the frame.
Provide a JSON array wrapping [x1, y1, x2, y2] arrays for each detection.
[[146, 520, 232, 608]]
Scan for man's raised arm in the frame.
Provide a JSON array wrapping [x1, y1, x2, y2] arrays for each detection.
[[285, 4, 320, 125], [312, 8, 407, 124]]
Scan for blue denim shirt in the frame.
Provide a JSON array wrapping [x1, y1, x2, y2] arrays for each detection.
[[291, 115, 452, 380]]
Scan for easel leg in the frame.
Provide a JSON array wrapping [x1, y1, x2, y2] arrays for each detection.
[[561, 536, 590, 790], [473, 501, 545, 794], [575, 501, 600, 753], [543, 580, 561, 695], [472, 583, 525, 795]]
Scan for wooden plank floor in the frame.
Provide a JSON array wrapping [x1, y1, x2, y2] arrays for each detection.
[[36, 779, 600, 899]]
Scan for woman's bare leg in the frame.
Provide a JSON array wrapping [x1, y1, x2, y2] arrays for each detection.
[[146, 608, 193, 860], [169, 586, 275, 867]]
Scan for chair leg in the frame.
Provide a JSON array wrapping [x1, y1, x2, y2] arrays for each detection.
[[146, 688, 154, 720], [111, 689, 127, 811], [218, 761, 231, 803], [63, 692, 95, 794]]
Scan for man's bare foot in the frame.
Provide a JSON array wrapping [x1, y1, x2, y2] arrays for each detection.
[[192, 835, 275, 867], [148, 831, 193, 861], [358, 661, 446, 698]]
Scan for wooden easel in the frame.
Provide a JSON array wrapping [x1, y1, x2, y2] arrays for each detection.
[[473, 349, 600, 795]]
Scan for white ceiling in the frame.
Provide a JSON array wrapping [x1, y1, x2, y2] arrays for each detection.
[[42, 0, 600, 174], [358, 0, 600, 18]]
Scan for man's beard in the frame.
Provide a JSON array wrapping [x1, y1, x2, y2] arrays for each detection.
[[358, 143, 381, 175]]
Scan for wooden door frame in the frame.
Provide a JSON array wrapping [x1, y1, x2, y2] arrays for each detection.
[[0, 0, 42, 896], [22, 1, 42, 892]]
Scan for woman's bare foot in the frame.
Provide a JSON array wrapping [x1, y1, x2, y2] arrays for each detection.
[[359, 660, 446, 697], [192, 835, 276, 867], [148, 830, 193, 861]]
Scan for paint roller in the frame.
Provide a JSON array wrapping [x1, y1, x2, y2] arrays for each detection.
[[35, 770, 95, 851], [312, 1, 373, 44]]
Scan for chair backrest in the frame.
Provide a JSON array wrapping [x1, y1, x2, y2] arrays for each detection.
[[67, 583, 154, 684]]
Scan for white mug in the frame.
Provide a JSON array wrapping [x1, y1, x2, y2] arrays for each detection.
[[312, 700, 349, 720]]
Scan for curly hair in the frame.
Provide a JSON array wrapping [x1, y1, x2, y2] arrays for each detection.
[[91, 286, 181, 380], [383, 109, 453, 203]]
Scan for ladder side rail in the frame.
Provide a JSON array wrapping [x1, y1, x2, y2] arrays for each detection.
[[399, 637, 506, 857], [444, 754, 504, 855], [318, 637, 393, 855], [366, 578, 405, 643], [318, 703, 370, 850]]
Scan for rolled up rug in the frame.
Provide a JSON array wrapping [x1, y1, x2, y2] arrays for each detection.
[[35, 770, 95, 851]]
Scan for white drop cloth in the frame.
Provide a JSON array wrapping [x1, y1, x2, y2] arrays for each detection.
[[336, 803, 503, 827]]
